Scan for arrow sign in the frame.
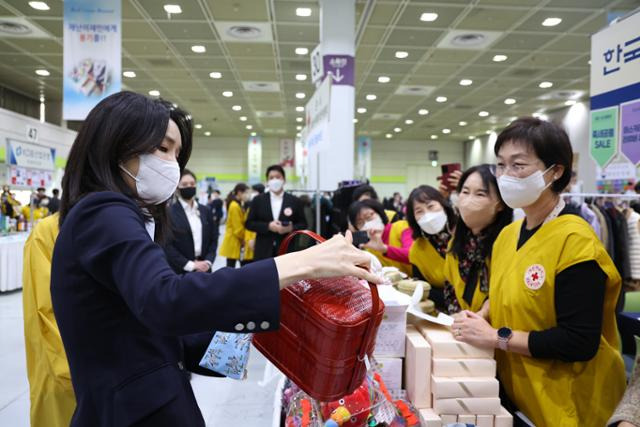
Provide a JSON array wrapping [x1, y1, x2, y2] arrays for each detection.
[[328, 69, 344, 83], [322, 54, 354, 86]]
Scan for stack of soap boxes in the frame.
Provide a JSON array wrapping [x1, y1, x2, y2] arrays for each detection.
[[405, 320, 513, 426], [372, 296, 409, 393]]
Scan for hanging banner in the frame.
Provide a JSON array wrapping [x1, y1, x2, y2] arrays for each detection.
[[590, 107, 619, 167], [305, 76, 331, 153], [356, 136, 372, 180], [279, 138, 295, 177], [620, 99, 640, 164], [63, 0, 121, 120], [247, 136, 262, 185], [6, 139, 56, 171], [295, 137, 307, 185]]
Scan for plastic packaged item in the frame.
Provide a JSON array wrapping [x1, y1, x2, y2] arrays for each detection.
[[285, 391, 323, 427], [396, 280, 430, 301], [418, 300, 435, 315], [253, 230, 385, 402]]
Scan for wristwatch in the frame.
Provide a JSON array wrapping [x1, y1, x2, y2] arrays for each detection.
[[497, 327, 513, 351]]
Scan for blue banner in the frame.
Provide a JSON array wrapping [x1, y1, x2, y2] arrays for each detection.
[[63, 0, 121, 120]]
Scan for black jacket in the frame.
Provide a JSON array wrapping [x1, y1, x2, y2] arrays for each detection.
[[164, 200, 219, 274], [245, 192, 307, 260]]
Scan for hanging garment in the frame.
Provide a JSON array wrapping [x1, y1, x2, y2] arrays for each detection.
[[626, 209, 640, 281]]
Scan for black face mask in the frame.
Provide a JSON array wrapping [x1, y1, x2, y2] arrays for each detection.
[[179, 187, 196, 200]]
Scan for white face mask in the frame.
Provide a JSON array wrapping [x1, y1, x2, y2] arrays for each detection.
[[362, 215, 385, 232], [268, 178, 284, 193], [418, 210, 447, 235], [120, 153, 180, 205], [497, 165, 555, 209]]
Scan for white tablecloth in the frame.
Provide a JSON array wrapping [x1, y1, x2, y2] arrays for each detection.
[[0, 233, 28, 292]]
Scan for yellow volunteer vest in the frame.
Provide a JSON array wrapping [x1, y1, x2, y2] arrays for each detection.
[[219, 200, 245, 260], [490, 215, 625, 427], [408, 236, 447, 287], [367, 220, 412, 275], [443, 240, 489, 313], [385, 209, 397, 223], [244, 209, 256, 261], [22, 214, 76, 427]]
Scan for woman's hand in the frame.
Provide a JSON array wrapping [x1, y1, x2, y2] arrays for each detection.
[[451, 310, 497, 349], [362, 230, 387, 253], [275, 231, 383, 289]]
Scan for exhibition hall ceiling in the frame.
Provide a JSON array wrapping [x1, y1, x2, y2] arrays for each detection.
[[0, 0, 639, 142]]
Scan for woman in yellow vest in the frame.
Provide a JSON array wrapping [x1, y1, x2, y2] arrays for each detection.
[[452, 117, 626, 426], [22, 213, 76, 427], [219, 183, 250, 268], [348, 198, 413, 275], [242, 184, 265, 264], [443, 164, 512, 314], [405, 185, 457, 309]]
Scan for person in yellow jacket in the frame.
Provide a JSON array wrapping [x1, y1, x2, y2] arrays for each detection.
[[348, 198, 413, 275], [452, 118, 625, 426], [22, 213, 76, 427], [443, 164, 512, 314], [242, 184, 264, 264], [405, 185, 457, 310], [219, 183, 250, 268]]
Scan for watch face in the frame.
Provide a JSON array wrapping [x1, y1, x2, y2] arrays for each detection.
[[498, 327, 512, 338]]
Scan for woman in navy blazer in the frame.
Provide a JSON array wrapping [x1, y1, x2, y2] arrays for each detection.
[[50, 91, 379, 427]]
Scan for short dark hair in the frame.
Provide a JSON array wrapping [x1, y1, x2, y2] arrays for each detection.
[[494, 117, 573, 193], [213, 189, 221, 195], [266, 165, 285, 180], [37, 187, 46, 192], [347, 199, 389, 229], [60, 91, 193, 243], [52, 189, 60, 196], [251, 183, 265, 194], [450, 164, 513, 261], [181, 169, 197, 181], [352, 184, 379, 202], [406, 185, 456, 239]]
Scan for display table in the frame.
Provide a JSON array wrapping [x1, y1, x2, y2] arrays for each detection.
[[0, 233, 28, 292]]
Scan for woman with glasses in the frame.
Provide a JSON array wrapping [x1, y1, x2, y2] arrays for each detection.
[[452, 117, 625, 425]]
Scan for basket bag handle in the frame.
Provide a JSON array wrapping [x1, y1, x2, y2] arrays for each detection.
[[278, 230, 381, 391]]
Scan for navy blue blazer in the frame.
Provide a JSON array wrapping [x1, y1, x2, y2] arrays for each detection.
[[164, 200, 219, 273], [51, 192, 280, 427]]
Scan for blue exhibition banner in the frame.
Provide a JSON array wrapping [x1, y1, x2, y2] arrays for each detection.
[[63, 0, 121, 120]]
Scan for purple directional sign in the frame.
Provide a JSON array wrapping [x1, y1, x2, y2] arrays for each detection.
[[322, 54, 354, 86], [620, 99, 640, 165]]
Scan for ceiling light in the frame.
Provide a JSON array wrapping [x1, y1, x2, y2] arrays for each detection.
[[191, 45, 206, 53], [386, 133, 393, 139], [29, 1, 49, 11], [239, 116, 247, 121], [296, 92, 306, 99], [209, 71, 222, 79], [35, 69, 50, 76], [296, 133, 301, 137], [295, 73, 307, 81], [492, 54, 508, 62], [296, 106, 304, 112], [478, 111, 489, 117], [353, 118, 358, 123], [296, 125, 302, 130], [378, 76, 390, 83], [542, 17, 562, 27], [122, 71, 136, 78], [405, 119, 414, 125], [395, 51, 409, 59], [296, 7, 312, 17], [148, 90, 160, 97], [504, 98, 516, 105], [366, 94, 377, 101], [539, 81, 553, 89], [436, 96, 447, 103], [430, 135, 438, 140], [394, 127, 402, 133], [565, 100, 577, 106], [485, 130, 493, 135], [251, 132, 257, 136], [459, 79, 473, 86], [295, 47, 309, 55], [418, 109, 429, 116], [204, 131, 211, 136], [222, 91, 233, 97], [296, 117, 303, 122], [442, 128, 451, 134], [459, 121, 467, 126], [246, 125, 253, 130], [195, 124, 202, 129], [232, 105, 242, 111], [357, 107, 367, 114], [468, 136, 476, 140], [163, 4, 182, 14], [420, 12, 438, 22]]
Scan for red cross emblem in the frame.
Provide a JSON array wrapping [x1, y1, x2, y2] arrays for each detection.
[[524, 264, 546, 290]]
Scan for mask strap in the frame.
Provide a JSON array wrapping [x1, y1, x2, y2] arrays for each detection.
[[119, 164, 139, 182]]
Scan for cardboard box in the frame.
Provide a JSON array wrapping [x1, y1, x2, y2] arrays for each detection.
[[416, 322, 494, 359], [376, 357, 403, 392], [431, 376, 500, 398], [433, 397, 502, 415], [441, 414, 458, 424], [418, 409, 442, 427], [476, 414, 494, 427], [404, 331, 431, 408], [458, 414, 477, 424], [374, 303, 407, 357], [495, 406, 514, 427], [432, 358, 497, 378]]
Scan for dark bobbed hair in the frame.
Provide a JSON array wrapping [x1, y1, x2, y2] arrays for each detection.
[[494, 116, 573, 193], [352, 184, 379, 202], [180, 169, 197, 181], [450, 164, 513, 261], [226, 183, 249, 209], [251, 183, 265, 194], [266, 164, 286, 180], [52, 189, 60, 196], [60, 91, 193, 243], [406, 185, 457, 239], [347, 199, 389, 230]]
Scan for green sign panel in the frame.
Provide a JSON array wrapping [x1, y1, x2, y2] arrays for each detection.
[[590, 107, 619, 168]]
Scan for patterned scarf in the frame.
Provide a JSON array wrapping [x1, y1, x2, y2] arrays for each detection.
[[425, 230, 451, 258]]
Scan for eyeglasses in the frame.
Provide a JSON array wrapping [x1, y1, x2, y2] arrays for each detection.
[[492, 162, 544, 178]]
